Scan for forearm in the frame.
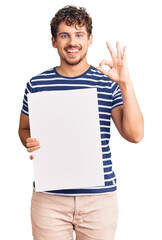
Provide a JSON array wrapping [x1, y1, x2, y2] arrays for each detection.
[[19, 128, 31, 148], [119, 80, 144, 142]]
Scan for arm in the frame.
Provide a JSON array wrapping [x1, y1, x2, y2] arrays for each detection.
[[111, 84, 144, 142], [18, 112, 40, 159], [97, 41, 144, 143]]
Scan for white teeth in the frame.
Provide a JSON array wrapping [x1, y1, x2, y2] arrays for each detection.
[[67, 49, 79, 53]]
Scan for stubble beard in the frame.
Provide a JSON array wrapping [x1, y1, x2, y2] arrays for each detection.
[[61, 50, 87, 66], [62, 52, 87, 66]]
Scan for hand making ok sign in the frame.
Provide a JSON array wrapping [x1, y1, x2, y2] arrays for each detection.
[[96, 41, 131, 86]]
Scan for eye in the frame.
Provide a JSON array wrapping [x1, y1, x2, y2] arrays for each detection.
[[61, 34, 69, 38], [76, 34, 83, 38]]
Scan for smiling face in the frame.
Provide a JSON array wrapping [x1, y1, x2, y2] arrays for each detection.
[[52, 21, 93, 66]]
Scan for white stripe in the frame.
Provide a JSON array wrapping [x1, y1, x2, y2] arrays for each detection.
[[101, 130, 110, 134], [31, 77, 105, 82], [100, 119, 111, 122], [105, 177, 116, 182], [112, 102, 123, 108], [54, 183, 116, 191], [103, 149, 111, 154], [28, 80, 32, 89], [31, 77, 112, 86], [23, 98, 28, 104], [26, 85, 31, 93], [111, 81, 116, 88], [86, 73, 109, 78], [22, 109, 28, 114], [102, 150, 111, 154], [23, 102, 28, 108], [114, 92, 122, 97], [90, 68, 97, 72], [103, 157, 111, 160], [37, 72, 56, 76], [31, 83, 112, 90], [113, 96, 123, 101], [98, 92, 112, 96], [99, 112, 111, 116], [112, 85, 120, 96], [90, 68, 105, 75], [101, 137, 110, 141], [100, 125, 110, 128], [98, 97, 112, 102], [113, 89, 120, 96], [99, 105, 111, 109], [101, 133, 110, 137]]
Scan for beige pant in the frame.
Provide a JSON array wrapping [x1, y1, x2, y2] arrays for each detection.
[[31, 188, 118, 240]]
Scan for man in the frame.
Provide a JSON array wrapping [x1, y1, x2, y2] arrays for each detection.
[[18, 5, 144, 240]]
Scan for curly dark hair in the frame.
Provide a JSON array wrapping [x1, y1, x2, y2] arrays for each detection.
[[50, 5, 93, 39]]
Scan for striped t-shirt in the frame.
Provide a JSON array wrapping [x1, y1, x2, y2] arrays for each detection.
[[21, 65, 123, 196]]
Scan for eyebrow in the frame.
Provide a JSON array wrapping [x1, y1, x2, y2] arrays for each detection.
[[58, 31, 86, 36]]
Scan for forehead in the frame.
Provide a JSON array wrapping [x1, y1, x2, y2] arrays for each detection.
[[57, 21, 87, 34]]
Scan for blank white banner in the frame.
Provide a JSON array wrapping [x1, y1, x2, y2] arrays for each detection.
[[28, 88, 105, 192]]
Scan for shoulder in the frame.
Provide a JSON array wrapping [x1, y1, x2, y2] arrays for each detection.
[[25, 67, 56, 93], [30, 67, 56, 83]]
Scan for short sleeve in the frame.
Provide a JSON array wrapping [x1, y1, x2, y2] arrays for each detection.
[[111, 82, 123, 109], [21, 80, 33, 116]]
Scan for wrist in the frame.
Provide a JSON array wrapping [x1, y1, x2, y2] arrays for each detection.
[[118, 79, 133, 92]]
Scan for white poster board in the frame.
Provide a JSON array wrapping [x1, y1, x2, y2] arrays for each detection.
[[28, 88, 105, 192]]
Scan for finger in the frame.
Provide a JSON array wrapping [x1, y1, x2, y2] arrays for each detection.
[[27, 145, 40, 152], [26, 138, 38, 143], [116, 41, 122, 59], [30, 155, 34, 160], [123, 45, 127, 61], [26, 140, 40, 148], [99, 59, 113, 69], [96, 66, 110, 77], [106, 41, 117, 62]]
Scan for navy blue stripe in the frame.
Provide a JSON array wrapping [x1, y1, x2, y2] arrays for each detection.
[[104, 172, 115, 180], [100, 127, 110, 132], [104, 166, 112, 172], [99, 114, 111, 120], [27, 82, 32, 92], [102, 146, 110, 152], [99, 107, 111, 113], [101, 133, 110, 139], [103, 152, 111, 159], [105, 181, 114, 186], [33, 181, 117, 194], [97, 93, 112, 99], [103, 160, 112, 166], [98, 100, 112, 107], [101, 140, 109, 145]]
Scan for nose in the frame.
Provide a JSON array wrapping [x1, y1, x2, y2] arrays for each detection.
[[68, 36, 77, 46]]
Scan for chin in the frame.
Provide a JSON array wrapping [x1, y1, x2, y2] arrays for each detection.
[[64, 58, 83, 66]]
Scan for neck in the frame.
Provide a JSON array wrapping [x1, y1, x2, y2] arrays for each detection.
[[56, 60, 90, 77]]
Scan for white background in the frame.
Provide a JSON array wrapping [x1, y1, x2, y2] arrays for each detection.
[[0, 0, 162, 239]]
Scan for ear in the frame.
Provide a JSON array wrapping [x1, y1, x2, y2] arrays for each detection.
[[88, 34, 93, 47], [51, 36, 57, 48]]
